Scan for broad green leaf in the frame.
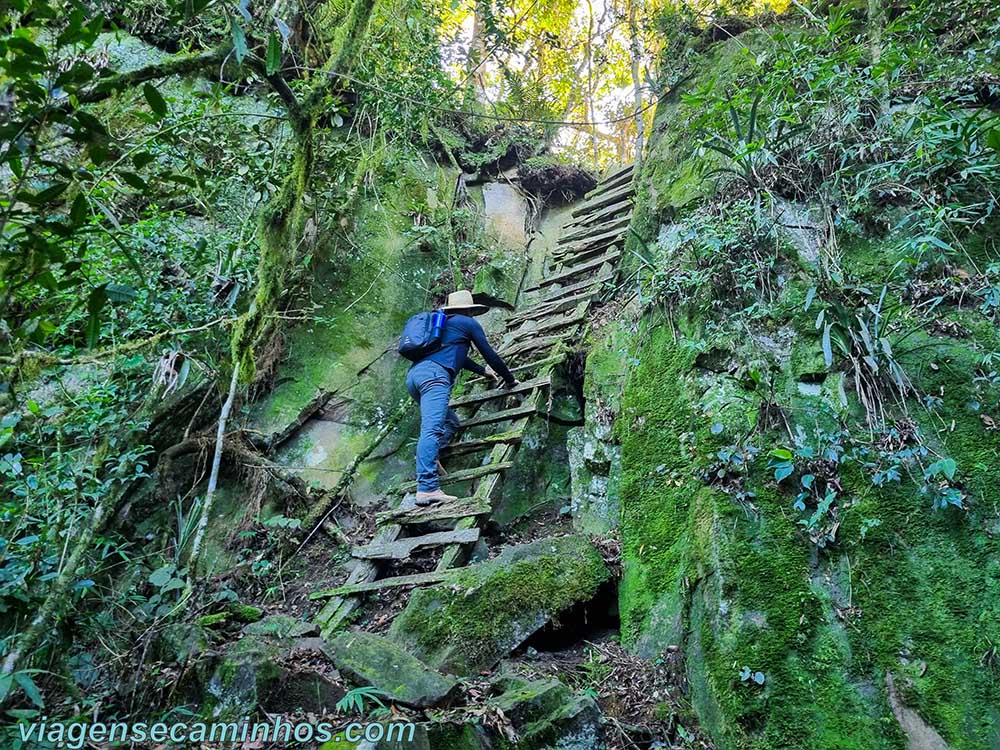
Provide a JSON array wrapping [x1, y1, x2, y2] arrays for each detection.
[[120, 171, 148, 191], [14, 673, 44, 709], [85, 285, 107, 349], [70, 193, 88, 225], [986, 129, 1000, 152], [230, 18, 248, 64], [266, 32, 282, 75], [148, 563, 177, 588], [142, 82, 167, 118], [822, 321, 833, 367]]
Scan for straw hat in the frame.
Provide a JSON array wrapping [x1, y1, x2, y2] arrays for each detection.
[[441, 289, 489, 316]]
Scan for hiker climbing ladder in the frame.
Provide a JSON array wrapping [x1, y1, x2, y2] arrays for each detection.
[[309, 163, 636, 638]]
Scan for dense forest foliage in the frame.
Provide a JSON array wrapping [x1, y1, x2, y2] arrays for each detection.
[[2, 0, 999, 747]]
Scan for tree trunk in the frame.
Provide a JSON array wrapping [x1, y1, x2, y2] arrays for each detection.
[[627, 0, 645, 163]]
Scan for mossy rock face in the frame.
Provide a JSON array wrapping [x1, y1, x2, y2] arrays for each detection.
[[489, 675, 605, 750], [388, 535, 610, 676], [205, 635, 343, 719], [326, 630, 459, 708]]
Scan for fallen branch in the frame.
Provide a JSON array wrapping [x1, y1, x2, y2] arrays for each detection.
[[186, 365, 240, 570]]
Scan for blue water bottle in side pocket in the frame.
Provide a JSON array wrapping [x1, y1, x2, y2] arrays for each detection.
[[431, 309, 446, 341]]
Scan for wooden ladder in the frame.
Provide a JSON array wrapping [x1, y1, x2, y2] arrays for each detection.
[[310, 163, 637, 637]]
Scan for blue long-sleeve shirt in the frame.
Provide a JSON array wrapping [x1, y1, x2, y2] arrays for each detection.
[[420, 314, 515, 384]]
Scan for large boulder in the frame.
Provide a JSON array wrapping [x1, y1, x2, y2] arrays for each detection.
[[326, 630, 459, 708], [206, 634, 343, 719], [489, 675, 605, 750], [388, 535, 610, 676]]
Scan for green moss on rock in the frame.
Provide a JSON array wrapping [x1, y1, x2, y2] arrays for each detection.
[[389, 535, 610, 676]]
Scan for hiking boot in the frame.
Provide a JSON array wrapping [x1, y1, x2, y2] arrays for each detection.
[[415, 489, 457, 506]]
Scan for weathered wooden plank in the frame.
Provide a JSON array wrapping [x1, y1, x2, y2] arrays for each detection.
[[561, 214, 631, 245], [465, 352, 566, 389], [440, 430, 523, 458], [352, 528, 480, 560], [314, 523, 401, 636], [508, 290, 597, 325], [434, 418, 530, 572], [571, 184, 635, 218], [502, 334, 566, 359], [460, 404, 537, 430], [392, 461, 515, 494], [601, 162, 634, 185], [449, 375, 550, 407], [532, 273, 615, 306], [583, 168, 633, 199], [557, 222, 627, 252], [525, 251, 621, 292], [310, 570, 453, 599], [507, 310, 588, 343], [554, 240, 621, 266], [377, 497, 493, 524], [565, 199, 633, 230]]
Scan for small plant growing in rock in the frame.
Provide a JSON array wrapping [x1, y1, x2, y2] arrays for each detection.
[[738, 666, 765, 686], [336, 686, 388, 717]]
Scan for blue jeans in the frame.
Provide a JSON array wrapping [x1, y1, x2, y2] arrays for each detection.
[[405, 360, 461, 492]]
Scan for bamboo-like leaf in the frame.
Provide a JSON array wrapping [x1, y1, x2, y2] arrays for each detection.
[[822, 321, 833, 367], [747, 88, 763, 142]]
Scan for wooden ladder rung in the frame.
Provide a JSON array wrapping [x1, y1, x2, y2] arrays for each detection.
[[583, 168, 633, 199], [503, 334, 566, 359], [565, 199, 633, 230], [561, 214, 631, 245], [449, 375, 550, 408], [377, 497, 493, 524], [392, 461, 516, 494], [440, 431, 523, 458], [525, 251, 621, 292], [571, 184, 635, 218], [508, 311, 587, 343], [508, 291, 596, 325], [310, 570, 453, 599], [460, 404, 536, 430], [533, 273, 614, 306], [352, 528, 480, 560]]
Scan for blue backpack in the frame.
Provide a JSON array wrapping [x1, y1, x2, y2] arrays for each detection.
[[398, 310, 447, 362]]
